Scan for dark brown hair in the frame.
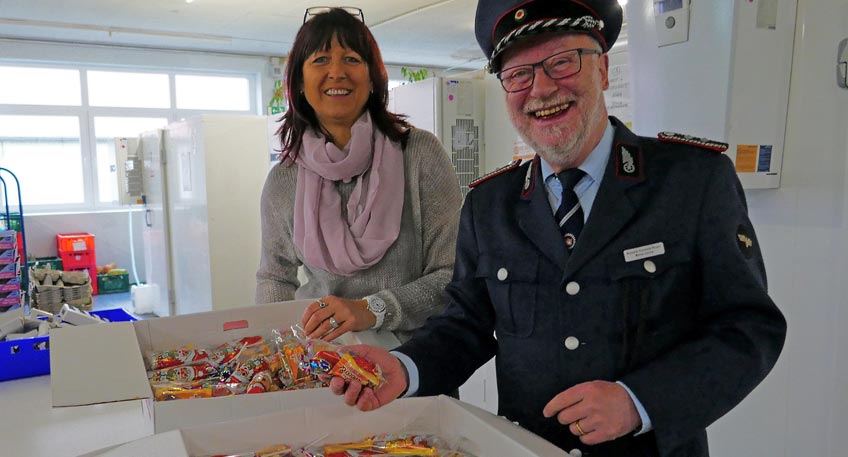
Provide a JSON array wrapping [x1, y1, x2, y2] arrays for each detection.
[[278, 8, 409, 162]]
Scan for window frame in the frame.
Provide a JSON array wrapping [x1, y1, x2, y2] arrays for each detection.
[[0, 62, 259, 214]]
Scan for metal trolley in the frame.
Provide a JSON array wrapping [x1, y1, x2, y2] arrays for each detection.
[[0, 167, 27, 308]]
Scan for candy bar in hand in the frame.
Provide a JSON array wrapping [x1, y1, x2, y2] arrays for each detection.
[[310, 351, 384, 388]]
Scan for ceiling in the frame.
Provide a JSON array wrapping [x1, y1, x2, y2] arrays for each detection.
[[0, 0, 486, 71]]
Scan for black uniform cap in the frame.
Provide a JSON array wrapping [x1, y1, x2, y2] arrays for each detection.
[[476, 0, 623, 73]]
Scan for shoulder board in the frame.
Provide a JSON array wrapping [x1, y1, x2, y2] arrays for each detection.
[[657, 132, 728, 153], [469, 159, 522, 188]]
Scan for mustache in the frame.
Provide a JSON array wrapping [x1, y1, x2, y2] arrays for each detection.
[[522, 96, 573, 114]]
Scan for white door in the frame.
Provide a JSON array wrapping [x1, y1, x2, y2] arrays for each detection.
[[139, 129, 173, 317]]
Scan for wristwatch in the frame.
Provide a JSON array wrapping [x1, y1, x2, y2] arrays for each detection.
[[365, 295, 387, 329]]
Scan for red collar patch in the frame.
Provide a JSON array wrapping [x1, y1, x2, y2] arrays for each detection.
[[615, 143, 643, 180], [469, 159, 522, 189], [658, 132, 728, 153]]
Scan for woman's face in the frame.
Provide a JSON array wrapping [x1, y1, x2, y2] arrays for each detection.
[[302, 36, 372, 132]]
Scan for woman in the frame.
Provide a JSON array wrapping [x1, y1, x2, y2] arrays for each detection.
[[255, 7, 462, 344]]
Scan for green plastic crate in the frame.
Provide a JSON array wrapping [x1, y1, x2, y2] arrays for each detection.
[[27, 256, 63, 271], [97, 272, 129, 294]]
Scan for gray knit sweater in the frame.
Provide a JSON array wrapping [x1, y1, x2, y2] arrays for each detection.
[[255, 128, 462, 342]]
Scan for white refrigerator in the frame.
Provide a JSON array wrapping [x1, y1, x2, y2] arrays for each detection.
[[139, 115, 276, 316]]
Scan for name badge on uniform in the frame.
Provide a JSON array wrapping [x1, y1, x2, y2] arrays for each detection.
[[623, 242, 665, 263]]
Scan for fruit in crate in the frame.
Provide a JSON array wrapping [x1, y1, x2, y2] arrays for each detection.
[[96, 263, 117, 274]]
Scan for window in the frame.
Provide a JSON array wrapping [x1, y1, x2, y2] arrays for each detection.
[[176, 75, 250, 110], [88, 71, 170, 108], [0, 66, 81, 105], [0, 64, 256, 212], [0, 115, 83, 206]]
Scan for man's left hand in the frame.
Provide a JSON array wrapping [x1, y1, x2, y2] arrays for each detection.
[[542, 380, 641, 445]]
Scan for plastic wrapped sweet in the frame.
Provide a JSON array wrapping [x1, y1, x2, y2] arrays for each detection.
[[148, 345, 211, 370], [310, 350, 384, 389], [291, 433, 476, 456]]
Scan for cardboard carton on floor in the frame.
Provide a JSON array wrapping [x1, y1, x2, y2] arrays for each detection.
[[50, 299, 400, 433], [84, 395, 567, 457]]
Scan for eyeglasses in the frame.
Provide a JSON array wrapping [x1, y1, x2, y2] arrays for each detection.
[[497, 48, 603, 93], [303, 6, 365, 24]]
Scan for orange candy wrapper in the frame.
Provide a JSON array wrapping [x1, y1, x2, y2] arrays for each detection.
[[311, 351, 385, 389]]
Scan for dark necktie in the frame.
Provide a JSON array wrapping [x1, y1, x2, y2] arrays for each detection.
[[555, 169, 586, 250]]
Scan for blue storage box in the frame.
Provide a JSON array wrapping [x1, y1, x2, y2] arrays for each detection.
[[0, 308, 136, 381]]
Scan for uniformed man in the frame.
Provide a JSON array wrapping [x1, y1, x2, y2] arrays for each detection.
[[326, 0, 787, 455]]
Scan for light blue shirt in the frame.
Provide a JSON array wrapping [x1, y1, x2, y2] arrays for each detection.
[[397, 121, 652, 435]]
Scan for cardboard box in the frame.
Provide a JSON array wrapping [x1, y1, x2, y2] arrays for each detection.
[[0, 277, 21, 293], [50, 299, 401, 433], [0, 230, 16, 250], [84, 395, 567, 457], [0, 247, 17, 264], [0, 261, 19, 279]]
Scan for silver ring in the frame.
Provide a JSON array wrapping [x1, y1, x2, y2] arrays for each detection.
[[328, 316, 339, 329], [318, 300, 328, 309]]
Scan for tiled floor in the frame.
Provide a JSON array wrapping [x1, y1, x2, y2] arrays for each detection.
[[91, 291, 156, 319], [91, 291, 132, 312]]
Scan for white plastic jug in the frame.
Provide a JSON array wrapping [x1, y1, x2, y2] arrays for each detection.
[[130, 283, 159, 315]]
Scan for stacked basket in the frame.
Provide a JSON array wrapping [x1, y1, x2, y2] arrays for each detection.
[[29, 268, 93, 314]]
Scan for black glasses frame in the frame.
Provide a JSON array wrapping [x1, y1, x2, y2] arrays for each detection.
[[497, 48, 602, 93], [303, 6, 365, 24]]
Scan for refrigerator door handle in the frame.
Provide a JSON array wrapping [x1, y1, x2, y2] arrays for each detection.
[[145, 209, 152, 228], [839, 38, 848, 89]]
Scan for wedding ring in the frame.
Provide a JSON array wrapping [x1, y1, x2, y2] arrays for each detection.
[[318, 300, 328, 309], [328, 316, 339, 329], [574, 420, 586, 436]]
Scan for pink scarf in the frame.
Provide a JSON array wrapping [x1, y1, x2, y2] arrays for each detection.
[[293, 112, 405, 276]]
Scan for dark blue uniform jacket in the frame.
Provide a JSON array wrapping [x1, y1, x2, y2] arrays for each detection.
[[397, 117, 786, 456]]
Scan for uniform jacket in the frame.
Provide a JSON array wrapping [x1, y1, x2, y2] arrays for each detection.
[[397, 117, 786, 456]]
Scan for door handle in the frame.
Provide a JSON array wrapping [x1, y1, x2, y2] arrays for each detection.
[[838, 38, 848, 89], [145, 209, 152, 227]]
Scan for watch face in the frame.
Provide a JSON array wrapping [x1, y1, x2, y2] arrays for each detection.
[[368, 298, 386, 314]]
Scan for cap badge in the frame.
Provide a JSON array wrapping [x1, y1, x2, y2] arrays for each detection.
[[514, 9, 526, 21]]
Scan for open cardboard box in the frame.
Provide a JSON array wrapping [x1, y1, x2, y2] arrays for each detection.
[[83, 395, 567, 457], [50, 299, 400, 433]]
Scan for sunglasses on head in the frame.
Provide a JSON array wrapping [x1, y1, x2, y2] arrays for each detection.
[[303, 6, 365, 24]]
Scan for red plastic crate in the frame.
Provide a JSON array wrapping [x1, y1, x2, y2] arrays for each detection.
[[68, 266, 98, 295], [16, 232, 23, 265], [56, 232, 95, 253], [58, 249, 96, 270]]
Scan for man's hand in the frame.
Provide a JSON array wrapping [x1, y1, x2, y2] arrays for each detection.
[[542, 381, 641, 445], [327, 344, 409, 412]]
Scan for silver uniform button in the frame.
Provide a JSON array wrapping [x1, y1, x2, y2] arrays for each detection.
[[644, 260, 657, 273], [569, 449, 583, 457], [497, 268, 509, 281], [566, 281, 580, 296], [564, 336, 580, 350]]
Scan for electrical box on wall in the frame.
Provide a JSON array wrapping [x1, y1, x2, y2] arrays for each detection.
[[390, 77, 485, 197], [628, 0, 797, 189], [654, 0, 690, 46], [115, 137, 145, 205]]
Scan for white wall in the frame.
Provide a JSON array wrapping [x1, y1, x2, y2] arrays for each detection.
[[708, 0, 848, 455], [23, 210, 146, 282]]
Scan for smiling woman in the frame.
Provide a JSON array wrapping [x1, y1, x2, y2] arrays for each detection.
[[256, 7, 463, 345]]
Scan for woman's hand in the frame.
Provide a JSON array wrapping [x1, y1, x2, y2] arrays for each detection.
[[301, 295, 377, 341]]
